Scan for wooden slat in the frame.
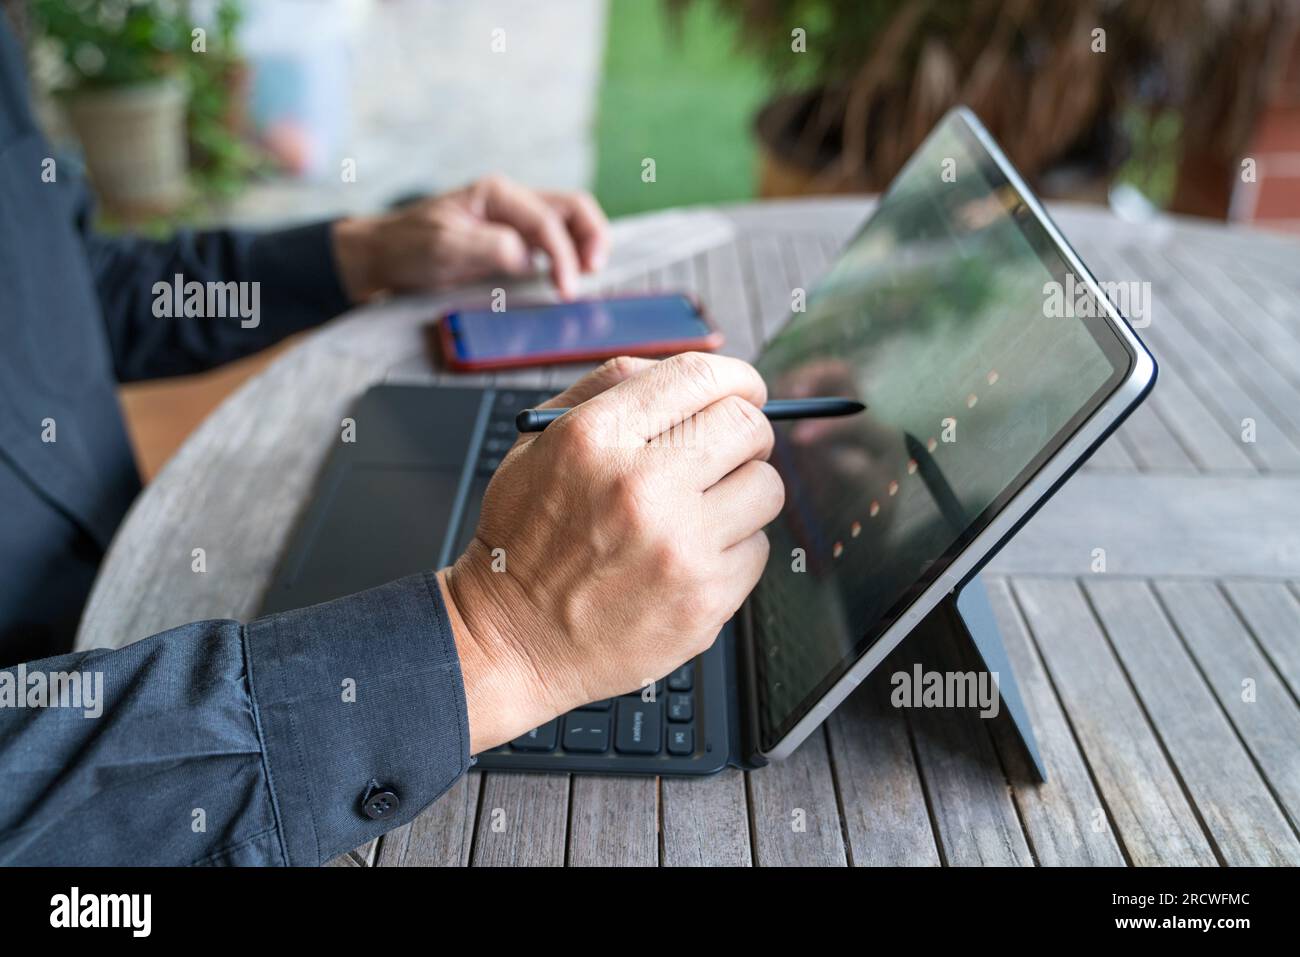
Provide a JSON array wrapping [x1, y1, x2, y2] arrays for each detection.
[[1229, 271, 1300, 339], [746, 734, 848, 866], [983, 579, 1127, 865], [1112, 401, 1198, 474], [1118, 247, 1300, 471], [1222, 581, 1300, 702], [470, 772, 570, 867], [1163, 250, 1300, 415], [824, 662, 942, 867], [1136, 246, 1300, 451], [1011, 578, 1217, 865], [1153, 580, 1300, 833], [741, 234, 798, 344], [376, 773, 480, 867], [1084, 579, 1300, 865], [1135, 360, 1253, 472], [988, 475, 1300, 578], [661, 770, 754, 867], [566, 775, 659, 866], [901, 620, 1035, 866], [789, 231, 832, 293], [1087, 247, 1254, 472], [702, 240, 761, 362], [720, 197, 871, 239]]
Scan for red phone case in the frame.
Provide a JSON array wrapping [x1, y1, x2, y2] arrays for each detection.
[[436, 292, 724, 372]]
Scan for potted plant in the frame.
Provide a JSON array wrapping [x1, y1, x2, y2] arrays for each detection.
[[674, 0, 1300, 214], [33, 0, 193, 217], [185, 0, 260, 203]]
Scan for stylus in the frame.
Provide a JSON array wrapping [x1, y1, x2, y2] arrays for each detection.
[[516, 398, 867, 433]]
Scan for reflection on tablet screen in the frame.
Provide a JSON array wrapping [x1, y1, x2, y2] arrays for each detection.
[[750, 115, 1128, 751]]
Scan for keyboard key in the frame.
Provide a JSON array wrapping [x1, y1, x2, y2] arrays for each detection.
[[563, 714, 610, 753], [667, 663, 694, 691], [511, 720, 558, 752], [667, 693, 693, 723], [577, 699, 612, 711], [615, 699, 662, 755], [667, 726, 694, 756]]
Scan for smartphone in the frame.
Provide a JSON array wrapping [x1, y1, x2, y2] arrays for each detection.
[[437, 293, 723, 371]]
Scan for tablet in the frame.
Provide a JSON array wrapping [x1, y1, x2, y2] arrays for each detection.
[[748, 108, 1156, 760]]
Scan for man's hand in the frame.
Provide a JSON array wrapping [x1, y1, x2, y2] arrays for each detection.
[[438, 353, 784, 753], [331, 175, 609, 301]]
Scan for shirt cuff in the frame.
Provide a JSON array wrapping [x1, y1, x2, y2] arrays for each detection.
[[248, 219, 353, 334], [244, 570, 471, 866]]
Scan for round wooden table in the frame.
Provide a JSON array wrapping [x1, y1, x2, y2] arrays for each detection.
[[79, 198, 1300, 867]]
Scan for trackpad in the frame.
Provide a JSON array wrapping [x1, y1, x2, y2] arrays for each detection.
[[280, 463, 460, 608]]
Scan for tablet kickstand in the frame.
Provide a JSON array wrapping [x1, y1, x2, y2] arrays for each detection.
[[917, 575, 1048, 782]]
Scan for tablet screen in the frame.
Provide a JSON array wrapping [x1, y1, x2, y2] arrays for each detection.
[[750, 112, 1133, 751]]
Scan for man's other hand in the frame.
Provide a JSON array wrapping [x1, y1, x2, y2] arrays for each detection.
[[437, 353, 785, 753], [331, 175, 609, 301]]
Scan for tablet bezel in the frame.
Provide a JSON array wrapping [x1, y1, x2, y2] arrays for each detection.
[[753, 107, 1157, 761]]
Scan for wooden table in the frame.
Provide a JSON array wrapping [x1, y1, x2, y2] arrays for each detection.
[[79, 198, 1300, 867]]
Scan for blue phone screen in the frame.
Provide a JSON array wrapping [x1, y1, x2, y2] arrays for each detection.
[[448, 294, 708, 361]]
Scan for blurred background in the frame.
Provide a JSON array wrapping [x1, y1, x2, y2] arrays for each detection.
[[19, 0, 1300, 478]]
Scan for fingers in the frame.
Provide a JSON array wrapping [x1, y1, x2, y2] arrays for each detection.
[[478, 177, 581, 297], [717, 529, 772, 614], [543, 191, 610, 272], [579, 351, 768, 446], [661, 393, 774, 490], [703, 459, 785, 548], [450, 221, 532, 279]]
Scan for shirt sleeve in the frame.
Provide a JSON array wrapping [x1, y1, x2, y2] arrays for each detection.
[[0, 571, 471, 866], [80, 213, 354, 383]]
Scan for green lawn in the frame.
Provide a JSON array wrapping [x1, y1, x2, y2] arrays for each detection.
[[593, 0, 772, 218]]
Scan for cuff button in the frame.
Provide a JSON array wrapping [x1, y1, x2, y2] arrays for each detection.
[[361, 786, 400, 821]]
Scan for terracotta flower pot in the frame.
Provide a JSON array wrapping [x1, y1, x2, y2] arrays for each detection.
[[63, 74, 189, 217]]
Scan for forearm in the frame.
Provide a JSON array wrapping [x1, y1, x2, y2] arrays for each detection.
[[84, 220, 353, 382]]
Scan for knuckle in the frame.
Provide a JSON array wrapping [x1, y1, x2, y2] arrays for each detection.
[[647, 536, 686, 581], [719, 394, 767, 442], [670, 351, 720, 396], [491, 232, 521, 265], [550, 414, 601, 462], [610, 470, 652, 528], [601, 355, 639, 381], [757, 461, 786, 511]]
